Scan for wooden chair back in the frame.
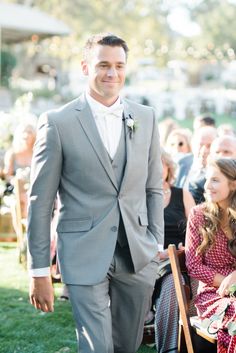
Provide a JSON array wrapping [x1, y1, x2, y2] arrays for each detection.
[[168, 244, 194, 353], [14, 177, 25, 247], [168, 244, 217, 353]]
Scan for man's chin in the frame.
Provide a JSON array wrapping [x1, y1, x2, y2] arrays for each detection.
[[100, 90, 120, 100]]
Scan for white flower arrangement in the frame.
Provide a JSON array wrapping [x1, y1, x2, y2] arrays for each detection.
[[124, 115, 138, 138]]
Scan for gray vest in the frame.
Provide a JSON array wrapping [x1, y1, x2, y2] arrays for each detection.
[[110, 121, 127, 247]]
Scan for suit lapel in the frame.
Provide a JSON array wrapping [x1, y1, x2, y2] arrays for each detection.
[[119, 99, 135, 191], [75, 94, 119, 191]]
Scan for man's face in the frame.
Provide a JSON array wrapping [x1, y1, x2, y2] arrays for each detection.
[[210, 138, 236, 158], [192, 128, 217, 168], [81, 44, 127, 106]]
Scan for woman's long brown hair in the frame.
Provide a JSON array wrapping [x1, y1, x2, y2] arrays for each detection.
[[197, 158, 236, 256]]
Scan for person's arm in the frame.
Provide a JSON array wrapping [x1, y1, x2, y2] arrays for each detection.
[[183, 188, 195, 218], [217, 271, 236, 297], [3, 149, 14, 179], [146, 109, 164, 251], [27, 113, 62, 312], [185, 207, 220, 286], [212, 273, 225, 287], [186, 210, 230, 290], [30, 276, 54, 312]]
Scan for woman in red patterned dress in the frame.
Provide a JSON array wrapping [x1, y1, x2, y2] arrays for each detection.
[[185, 157, 236, 353]]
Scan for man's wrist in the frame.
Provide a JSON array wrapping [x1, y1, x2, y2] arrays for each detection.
[[29, 267, 50, 277]]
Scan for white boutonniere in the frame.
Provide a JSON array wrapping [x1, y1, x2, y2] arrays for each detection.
[[124, 115, 138, 138]]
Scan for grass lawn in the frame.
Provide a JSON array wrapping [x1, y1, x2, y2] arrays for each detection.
[[0, 243, 155, 353]]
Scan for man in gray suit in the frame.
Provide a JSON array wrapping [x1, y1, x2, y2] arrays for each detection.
[[27, 33, 164, 353]]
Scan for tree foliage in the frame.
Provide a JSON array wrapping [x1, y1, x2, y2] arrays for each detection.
[[4, 0, 236, 64], [190, 0, 236, 59], [0, 50, 17, 87]]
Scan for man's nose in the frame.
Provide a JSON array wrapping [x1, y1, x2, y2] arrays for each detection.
[[199, 145, 210, 159], [107, 67, 117, 77]]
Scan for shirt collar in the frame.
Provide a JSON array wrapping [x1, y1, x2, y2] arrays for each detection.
[[85, 91, 121, 116]]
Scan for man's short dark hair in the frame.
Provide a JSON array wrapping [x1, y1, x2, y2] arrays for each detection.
[[83, 33, 129, 61], [196, 115, 216, 127]]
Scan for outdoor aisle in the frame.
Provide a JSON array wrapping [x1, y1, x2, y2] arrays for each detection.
[[0, 243, 78, 353], [0, 243, 153, 353]]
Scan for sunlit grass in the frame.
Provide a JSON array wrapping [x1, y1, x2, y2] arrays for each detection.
[[0, 243, 154, 353]]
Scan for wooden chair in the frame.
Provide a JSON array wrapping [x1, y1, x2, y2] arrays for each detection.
[[168, 244, 217, 353], [11, 177, 28, 266], [14, 177, 25, 247]]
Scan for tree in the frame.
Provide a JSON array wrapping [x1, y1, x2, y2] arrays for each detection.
[[190, 0, 236, 60], [1, 50, 17, 87], [4, 0, 236, 64]]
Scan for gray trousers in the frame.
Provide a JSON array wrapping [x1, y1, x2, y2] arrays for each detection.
[[67, 244, 157, 353]]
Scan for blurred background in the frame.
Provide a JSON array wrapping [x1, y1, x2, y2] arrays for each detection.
[[1, 2, 236, 352], [1, 0, 236, 127], [1, 0, 236, 221], [0, 0, 236, 163]]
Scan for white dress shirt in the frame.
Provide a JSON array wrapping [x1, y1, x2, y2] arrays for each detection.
[[30, 93, 124, 277], [86, 92, 123, 159]]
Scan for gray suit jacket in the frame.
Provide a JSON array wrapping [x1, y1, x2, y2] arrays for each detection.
[[27, 93, 164, 285]]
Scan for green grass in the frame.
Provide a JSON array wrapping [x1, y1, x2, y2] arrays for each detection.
[[0, 243, 155, 353]]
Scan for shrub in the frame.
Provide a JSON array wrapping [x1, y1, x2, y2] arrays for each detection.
[[1, 50, 17, 87]]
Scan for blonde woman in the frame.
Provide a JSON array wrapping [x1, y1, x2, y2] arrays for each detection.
[[165, 128, 192, 158], [3, 123, 36, 220], [186, 157, 236, 353], [154, 149, 195, 353], [3, 122, 36, 179]]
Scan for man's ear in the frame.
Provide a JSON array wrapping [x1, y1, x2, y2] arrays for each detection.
[[81, 60, 89, 76]]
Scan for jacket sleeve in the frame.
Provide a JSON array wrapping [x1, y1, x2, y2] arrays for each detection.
[[146, 109, 164, 250], [27, 113, 62, 270]]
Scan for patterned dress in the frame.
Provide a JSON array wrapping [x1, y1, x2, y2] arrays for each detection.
[[185, 205, 236, 353], [155, 187, 186, 353]]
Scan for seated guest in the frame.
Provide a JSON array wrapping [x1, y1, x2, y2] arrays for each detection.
[[3, 122, 36, 219], [175, 126, 217, 204], [154, 149, 195, 353], [210, 135, 236, 158], [158, 118, 179, 147], [217, 123, 236, 138], [193, 115, 216, 131], [3, 122, 36, 180], [185, 157, 236, 353], [165, 128, 192, 159]]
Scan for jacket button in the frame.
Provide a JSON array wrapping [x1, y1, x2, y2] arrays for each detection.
[[111, 226, 118, 232]]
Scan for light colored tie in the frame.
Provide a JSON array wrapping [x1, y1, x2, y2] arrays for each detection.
[[93, 104, 124, 159], [96, 104, 124, 119]]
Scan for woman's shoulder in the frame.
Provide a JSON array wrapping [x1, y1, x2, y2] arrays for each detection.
[[4, 148, 15, 162], [189, 203, 206, 222]]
